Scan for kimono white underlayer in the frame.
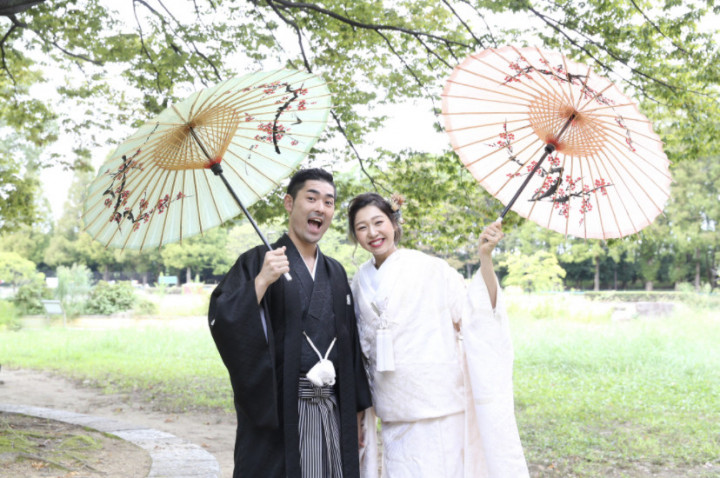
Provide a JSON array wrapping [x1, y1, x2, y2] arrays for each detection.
[[352, 249, 528, 478]]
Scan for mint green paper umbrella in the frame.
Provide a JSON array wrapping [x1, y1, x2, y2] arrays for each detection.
[[83, 69, 331, 260]]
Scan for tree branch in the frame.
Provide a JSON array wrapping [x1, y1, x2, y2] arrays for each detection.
[[527, 6, 672, 102], [441, 0, 485, 48], [266, 0, 471, 49], [628, 0, 689, 55], [457, 0, 499, 48], [134, 0, 222, 85], [8, 14, 102, 66], [1, 24, 17, 84], [265, 0, 385, 191], [131, 0, 163, 93]]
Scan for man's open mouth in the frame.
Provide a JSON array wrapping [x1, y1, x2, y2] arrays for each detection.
[[308, 217, 323, 231]]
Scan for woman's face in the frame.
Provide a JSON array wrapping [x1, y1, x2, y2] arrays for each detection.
[[353, 205, 397, 266]]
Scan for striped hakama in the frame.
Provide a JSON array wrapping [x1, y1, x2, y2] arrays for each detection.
[[298, 377, 343, 478]]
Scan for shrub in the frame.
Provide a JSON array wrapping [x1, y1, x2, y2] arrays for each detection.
[[0, 300, 20, 330], [85, 281, 136, 315], [56, 264, 93, 317], [501, 251, 566, 292], [13, 275, 50, 315], [133, 297, 159, 315]]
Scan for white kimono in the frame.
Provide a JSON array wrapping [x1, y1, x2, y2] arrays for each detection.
[[352, 249, 528, 478]]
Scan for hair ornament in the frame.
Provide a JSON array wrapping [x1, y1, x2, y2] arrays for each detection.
[[388, 193, 405, 224]]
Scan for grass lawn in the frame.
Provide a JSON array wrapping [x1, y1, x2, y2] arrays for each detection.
[[510, 298, 720, 476], [1, 294, 719, 476]]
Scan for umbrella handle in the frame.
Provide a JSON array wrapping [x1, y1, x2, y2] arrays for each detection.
[[497, 114, 575, 220], [209, 162, 292, 282]]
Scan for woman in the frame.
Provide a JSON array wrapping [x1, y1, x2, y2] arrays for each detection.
[[348, 192, 528, 478]]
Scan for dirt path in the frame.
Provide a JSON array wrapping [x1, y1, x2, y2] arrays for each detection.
[[0, 367, 236, 478]]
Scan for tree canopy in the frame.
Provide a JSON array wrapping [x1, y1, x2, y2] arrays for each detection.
[[1, 0, 719, 289], [2, 1, 718, 184]]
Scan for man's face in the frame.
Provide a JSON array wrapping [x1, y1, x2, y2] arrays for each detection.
[[284, 179, 336, 248]]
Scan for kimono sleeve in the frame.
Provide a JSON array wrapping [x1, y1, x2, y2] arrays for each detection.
[[441, 260, 469, 324], [208, 248, 279, 428], [347, 282, 373, 411]]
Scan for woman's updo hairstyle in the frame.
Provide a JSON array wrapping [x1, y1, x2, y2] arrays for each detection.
[[348, 192, 403, 245]]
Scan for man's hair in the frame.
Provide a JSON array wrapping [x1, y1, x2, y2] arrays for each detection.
[[286, 168, 336, 199]]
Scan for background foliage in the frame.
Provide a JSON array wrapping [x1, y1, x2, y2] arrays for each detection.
[[1, 0, 719, 291]]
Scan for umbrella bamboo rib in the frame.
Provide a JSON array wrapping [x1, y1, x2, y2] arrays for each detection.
[[598, 147, 652, 229], [605, 142, 663, 216], [222, 151, 284, 187], [451, 122, 533, 151], [221, 160, 264, 202], [601, 120, 669, 147], [529, 46, 576, 108], [234, 127, 328, 140], [579, 102, 643, 114], [602, 131, 672, 181], [179, 169, 186, 243], [577, 78, 618, 113], [83, 156, 163, 234], [229, 88, 332, 112], [441, 95, 530, 109], [441, 88, 536, 104], [585, 157, 609, 239], [546, 153, 566, 233], [229, 134, 320, 156], [158, 170, 180, 248], [589, 112, 654, 124], [451, 66, 546, 102], [225, 140, 307, 169], [190, 70, 310, 122], [444, 117, 528, 134], [463, 126, 537, 167], [217, 77, 328, 114], [469, 53, 554, 100], [192, 169, 203, 236], [480, 140, 546, 196], [202, 169, 225, 227], [577, 157, 591, 239], [138, 170, 173, 251], [563, 155, 574, 237], [604, 141, 670, 211], [589, 153, 631, 237], [99, 163, 161, 250]]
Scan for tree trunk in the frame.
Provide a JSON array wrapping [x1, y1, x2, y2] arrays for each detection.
[[142, 272, 148, 286], [186, 266, 192, 284], [594, 256, 600, 291], [645, 280, 654, 291], [613, 268, 618, 290], [695, 247, 701, 291], [103, 264, 109, 282]]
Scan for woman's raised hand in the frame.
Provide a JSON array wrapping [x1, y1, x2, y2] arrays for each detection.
[[478, 222, 503, 257]]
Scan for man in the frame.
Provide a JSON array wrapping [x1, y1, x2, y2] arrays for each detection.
[[209, 168, 371, 478]]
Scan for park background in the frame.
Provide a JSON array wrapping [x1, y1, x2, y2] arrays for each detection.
[[1, 1, 719, 476]]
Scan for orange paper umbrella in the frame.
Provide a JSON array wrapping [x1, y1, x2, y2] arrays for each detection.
[[442, 45, 671, 239]]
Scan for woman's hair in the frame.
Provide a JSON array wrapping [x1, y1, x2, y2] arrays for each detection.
[[347, 192, 403, 245]]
